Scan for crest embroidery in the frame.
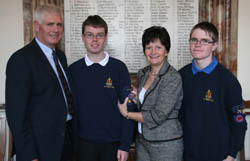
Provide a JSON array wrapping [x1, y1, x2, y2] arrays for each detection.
[[233, 105, 246, 123], [104, 77, 114, 88], [203, 89, 214, 102]]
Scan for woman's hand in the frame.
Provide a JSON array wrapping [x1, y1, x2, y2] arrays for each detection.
[[118, 97, 129, 117], [131, 85, 137, 104]]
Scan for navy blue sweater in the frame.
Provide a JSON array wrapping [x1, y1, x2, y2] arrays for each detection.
[[179, 63, 247, 161], [69, 57, 134, 152]]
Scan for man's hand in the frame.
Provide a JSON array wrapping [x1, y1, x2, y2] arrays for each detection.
[[32, 159, 38, 161], [117, 149, 129, 161], [223, 155, 234, 161]]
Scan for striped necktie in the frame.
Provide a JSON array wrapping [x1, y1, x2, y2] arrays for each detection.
[[52, 50, 74, 116]]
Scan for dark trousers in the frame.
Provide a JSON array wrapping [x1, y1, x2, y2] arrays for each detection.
[[76, 138, 119, 161], [61, 120, 73, 161]]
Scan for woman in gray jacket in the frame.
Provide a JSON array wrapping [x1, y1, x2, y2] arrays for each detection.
[[118, 26, 183, 161]]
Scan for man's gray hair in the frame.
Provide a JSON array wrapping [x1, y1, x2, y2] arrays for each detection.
[[34, 4, 63, 24]]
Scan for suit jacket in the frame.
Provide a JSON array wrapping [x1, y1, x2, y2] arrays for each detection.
[[5, 39, 75, 161], [137, 59, 183, 141]]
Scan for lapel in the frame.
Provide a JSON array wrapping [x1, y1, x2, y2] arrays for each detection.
[[138, 59, 170, 109]]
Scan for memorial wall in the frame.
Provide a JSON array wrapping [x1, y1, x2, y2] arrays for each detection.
[[64, 0, 198, 72], [23, 0, 239, 76], [23, 0, 238, 75], [23, 0, 199, 73]]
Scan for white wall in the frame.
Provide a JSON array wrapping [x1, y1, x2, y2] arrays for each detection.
[[0, 0, 24, 104], [238, 1, 250, 160], [238, 0, 250, 101]]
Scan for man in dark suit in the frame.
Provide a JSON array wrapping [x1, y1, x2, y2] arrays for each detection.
[[5, 4, 74, 161]]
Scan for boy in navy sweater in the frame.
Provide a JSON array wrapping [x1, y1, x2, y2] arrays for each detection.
[[179, 22, 247, 161], [69, 15, 134, 161]]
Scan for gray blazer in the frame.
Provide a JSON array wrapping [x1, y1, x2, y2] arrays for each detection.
[[137, 59, 183, 141]]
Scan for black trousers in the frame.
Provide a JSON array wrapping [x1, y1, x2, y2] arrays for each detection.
[[76, 138, 120, 161], [61, 120, 73, 161]]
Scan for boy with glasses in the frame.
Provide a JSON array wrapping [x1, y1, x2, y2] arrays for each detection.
[[179, 21, 247, 161], [69, 15, 134, 161]]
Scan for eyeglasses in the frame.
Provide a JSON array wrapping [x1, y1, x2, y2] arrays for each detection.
[[84, 32, 105, 39], [189, 38, 214, 45]]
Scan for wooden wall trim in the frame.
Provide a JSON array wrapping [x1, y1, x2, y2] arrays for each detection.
[[243, 100, 250, 108], [199, 0, 238, 76], [244, 100, 250, 115]]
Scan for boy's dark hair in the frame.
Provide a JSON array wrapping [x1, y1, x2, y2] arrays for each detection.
[[142, 26, 171, 53], [82, 15, 108, 34], [190, 21, 218, 42]]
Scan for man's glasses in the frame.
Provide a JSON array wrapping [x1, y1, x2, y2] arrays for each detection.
[[189, 38, 214, 45], [84, 32, 105, 39]]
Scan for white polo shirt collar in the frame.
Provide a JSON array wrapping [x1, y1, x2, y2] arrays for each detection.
[[85, 51, 109, 66]]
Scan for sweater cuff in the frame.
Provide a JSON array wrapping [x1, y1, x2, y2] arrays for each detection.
[[229, 148, 238, 158], [119, 143, 130, 152]]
